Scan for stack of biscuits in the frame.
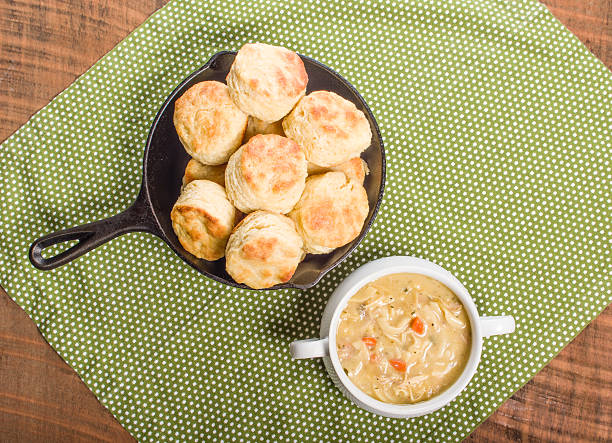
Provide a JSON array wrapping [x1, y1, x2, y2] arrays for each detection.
[[171, 43, 371, 289]]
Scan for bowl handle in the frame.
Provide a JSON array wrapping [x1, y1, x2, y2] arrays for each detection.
[[480, 315, 516, 337], [290, 337, 329, 359], [29, 187, 160, 271]]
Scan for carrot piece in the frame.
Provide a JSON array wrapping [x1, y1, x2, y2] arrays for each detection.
[[411, 317, 425, 335], [389, 359, 407, 372], [369, 353, 377, 362], [362, 337, 377, 348]]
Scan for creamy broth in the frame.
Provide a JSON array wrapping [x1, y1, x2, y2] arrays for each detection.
[[336, 273, 471, 404]]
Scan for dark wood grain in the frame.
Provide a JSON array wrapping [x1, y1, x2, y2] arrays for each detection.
[[0, 1, 610, 441]]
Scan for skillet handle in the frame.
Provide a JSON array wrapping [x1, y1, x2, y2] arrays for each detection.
[[29, 189, 160, 270]]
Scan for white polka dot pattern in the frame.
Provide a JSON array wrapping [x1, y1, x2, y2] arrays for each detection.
[[0, 0, 610, 441]]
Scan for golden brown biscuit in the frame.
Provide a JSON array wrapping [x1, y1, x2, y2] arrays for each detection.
[[332, 157, 369, 184], [225, 211, 305, 289], [174, 81, 248, 165], [226, 43, 308, 122], [182, 159, 227, 187], [283, 91, 372, 167], [306, 162, 326, 176], [243, 116, 285, 143], [289, 172, 369, 254], [306, 157, 369, 184], [225, 134, 307, 214], [171, 180, 236, 261]]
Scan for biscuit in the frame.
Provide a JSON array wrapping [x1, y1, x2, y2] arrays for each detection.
[[225, 134, 307, 214], [226, 43, 308, 122], [283, 91, 372, 167], [243, 116, 285, 143], [182, 159, 227, 187], [225, 211, 304, 289], [306, 162, 326, 176], [306, 157, 369, 184], [289, 171, 369, 254], [171, 180, 236, 261], [174, 81, 248, 165]]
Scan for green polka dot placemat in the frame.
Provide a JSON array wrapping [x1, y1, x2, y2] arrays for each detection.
[[1, 0, 610, 441]]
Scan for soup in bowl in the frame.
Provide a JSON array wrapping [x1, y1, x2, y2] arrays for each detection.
[[290, 256, 515, 418], [337, 273, 471, 404]]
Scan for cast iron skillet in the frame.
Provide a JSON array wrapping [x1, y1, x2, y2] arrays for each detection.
[[29, 51, 386, 290]]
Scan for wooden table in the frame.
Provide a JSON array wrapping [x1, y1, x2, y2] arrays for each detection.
[[0, 1, 610, 441]]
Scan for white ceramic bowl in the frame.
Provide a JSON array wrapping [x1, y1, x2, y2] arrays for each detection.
[[290, 256, 515, 418]]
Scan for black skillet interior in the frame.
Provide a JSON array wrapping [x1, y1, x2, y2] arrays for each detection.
[[29, 51, 385, 290]]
